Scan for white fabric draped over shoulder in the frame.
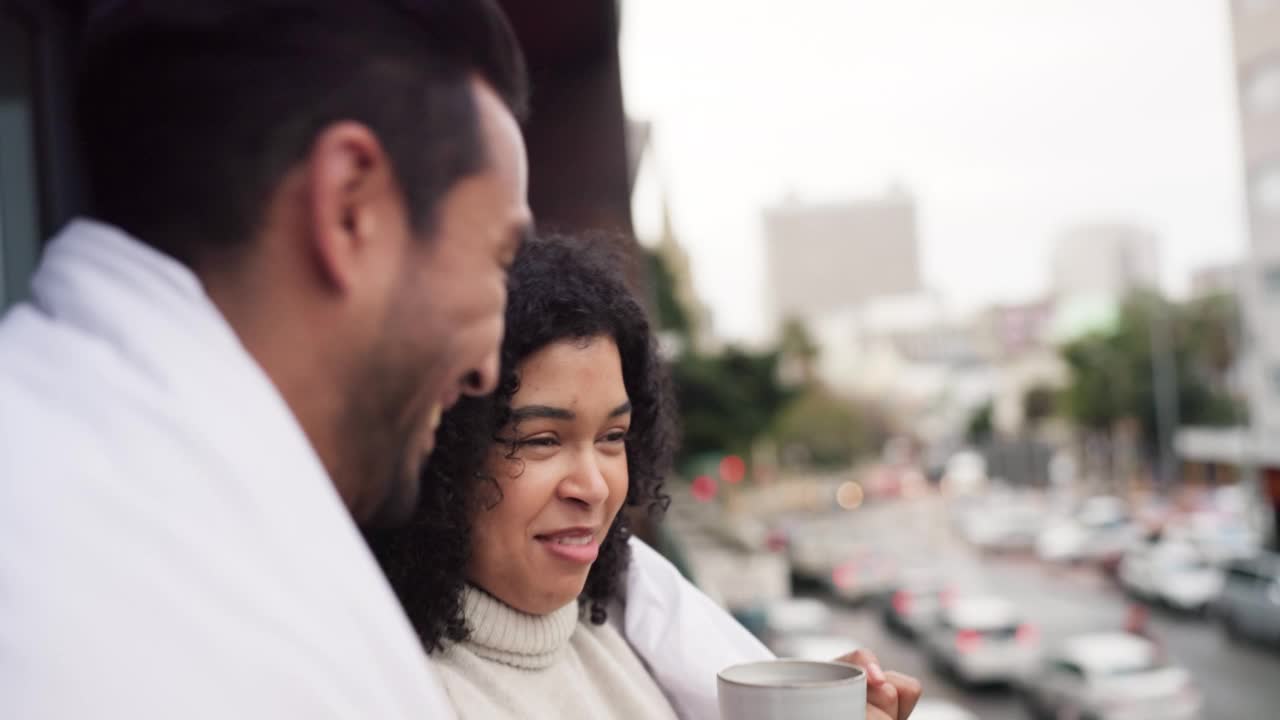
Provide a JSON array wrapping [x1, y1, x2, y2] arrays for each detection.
[[621, 538, 774, 720], [0, 219, 771, 720]]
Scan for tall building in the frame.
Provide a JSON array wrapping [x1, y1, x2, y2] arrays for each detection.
[[763, 190, 922, 332], [1175, 0, 1280, 547], [1234, 0, 1280, 435], [1050, 223, 1159, 301]]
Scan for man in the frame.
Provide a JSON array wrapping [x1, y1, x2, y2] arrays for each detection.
[[1, 2, 531, 716], [0, 2, 919, 718]]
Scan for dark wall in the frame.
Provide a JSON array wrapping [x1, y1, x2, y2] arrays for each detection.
[[498, 0, 635, 238]]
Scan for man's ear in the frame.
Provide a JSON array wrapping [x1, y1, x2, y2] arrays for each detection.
[[304, 121, 397, 293]]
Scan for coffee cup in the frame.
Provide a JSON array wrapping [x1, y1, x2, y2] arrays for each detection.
[[717, 659, 866, 720]]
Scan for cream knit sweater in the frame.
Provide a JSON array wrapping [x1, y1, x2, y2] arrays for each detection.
[[433, 586, 680, 720]]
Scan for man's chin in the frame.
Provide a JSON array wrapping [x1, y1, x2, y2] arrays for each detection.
[[360, 464, 425, 529]]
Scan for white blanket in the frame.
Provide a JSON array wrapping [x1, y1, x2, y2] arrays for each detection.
[[0, 219, 769, 719]]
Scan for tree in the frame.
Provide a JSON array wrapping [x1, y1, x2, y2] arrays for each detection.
[[966, 401, 994, 443], [771, 387, 873, 469], [670, 346, 797, 465], [644, 249, 691, 341], [1060, 291, 1245, 459], [777, 316, 820, 384]]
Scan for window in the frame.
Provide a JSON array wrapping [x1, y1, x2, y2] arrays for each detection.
[[1262, 264, 1280, 296], [0, 12, 41, 312], [1247, 60, 1280, 114], [1255, 165, 1280, 214]]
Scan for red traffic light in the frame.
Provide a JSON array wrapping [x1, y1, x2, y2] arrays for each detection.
[[719, 455, 746, 484], [691, 474, 718, 502]]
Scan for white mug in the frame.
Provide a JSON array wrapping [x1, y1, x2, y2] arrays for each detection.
[[717, 659, 867, 720]]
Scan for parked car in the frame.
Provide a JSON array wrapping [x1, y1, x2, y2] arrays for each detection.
[[1216, 551, 1280, 646], [1019, 632, 1202, 720], [1037, 496, 1140, 565], [921, 595, 1040, 686], [829, 544, 899, 603], [790, 533, 899, 603], [1118, 540, 1224, 613], [958, 496, 1045, 553], [910, 699, 978, 720], [882, 570, 956, 638], [1164, 511, 1260, 566], [770, 632, 860, 661]]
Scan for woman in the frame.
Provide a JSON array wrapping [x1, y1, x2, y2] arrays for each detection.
[[367, 233, 679, 719]]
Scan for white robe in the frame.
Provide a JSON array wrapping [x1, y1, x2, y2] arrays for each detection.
[[0, 219, 770, 720]]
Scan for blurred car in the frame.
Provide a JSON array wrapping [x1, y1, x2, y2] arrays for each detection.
[[770, 632, 860, 661], [761, 596, 830, 637], [882, 570, 956, 637], [789, 534, 899, 603], [1216, 550, 1280, 646], [829, 544, 899, 603], [1164, 511, 1261, 567], [940, 450, 988, 497], [909, 699, 978, 720], [958, 496, 1045, 553], [921, 595, 1040, 686], [1036, 496, 1140, 565], [1019, 632, 1202, 720], [1118, 540, 1223, 613]]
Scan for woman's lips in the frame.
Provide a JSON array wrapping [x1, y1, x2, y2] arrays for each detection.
[[534, 528, 600, 564]]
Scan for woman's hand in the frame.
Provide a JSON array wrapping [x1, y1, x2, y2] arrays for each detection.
[[836, 648, 922, 720]]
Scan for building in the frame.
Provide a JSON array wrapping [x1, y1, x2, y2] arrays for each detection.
[[1174, 0, 1280, 549], [763, 190, 922, 333], [1234, 0, 1280, 434], [1050, 223, 1159, 301]]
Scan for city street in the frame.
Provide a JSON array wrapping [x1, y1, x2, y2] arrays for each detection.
[[826, 553, 1280, 718], [671, 496, 1280, 719]]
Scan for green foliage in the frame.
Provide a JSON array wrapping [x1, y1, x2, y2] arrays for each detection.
[[966, 401, 994, 443], [1059, 290, 1246, 453], [645, 249, 691, 339], [671, 347, 798, 463], [771, 387, 872, 469]]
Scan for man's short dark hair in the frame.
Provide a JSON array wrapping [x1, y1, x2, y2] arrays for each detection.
[[77, 0, 528, 266]]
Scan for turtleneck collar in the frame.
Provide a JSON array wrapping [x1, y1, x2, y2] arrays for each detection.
[[459, 585, 580, 670]]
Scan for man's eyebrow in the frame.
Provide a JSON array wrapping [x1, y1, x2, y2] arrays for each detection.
[[510, 404, 574, 421]]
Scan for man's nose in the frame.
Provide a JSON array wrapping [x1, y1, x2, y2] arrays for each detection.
[[461, 351, 500, 397]]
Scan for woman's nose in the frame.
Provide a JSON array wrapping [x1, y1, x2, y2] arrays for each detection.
[[558, 449, 611, 507]]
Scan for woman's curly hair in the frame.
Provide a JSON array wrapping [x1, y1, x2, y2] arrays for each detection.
[[365, 233, 676, 653]]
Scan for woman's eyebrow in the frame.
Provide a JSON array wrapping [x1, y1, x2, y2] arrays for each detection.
[[510, 404, 574, 421]]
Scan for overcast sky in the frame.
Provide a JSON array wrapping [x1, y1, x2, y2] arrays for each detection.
[[620, 0, 1249, 343]]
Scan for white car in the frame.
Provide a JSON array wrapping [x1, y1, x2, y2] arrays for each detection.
[[1036, 497, 1140, 564], [960, 498, 1044, 552], [921, 595, 1041, 686], [761, 597, 831, 637], [1020, 632, 1202, 720], [1118, 541, 1224, 613], [789, 534, 898, 602], [770, 632, 860, 661]]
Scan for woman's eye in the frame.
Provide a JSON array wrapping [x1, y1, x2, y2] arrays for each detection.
[[519, 437, 559, 448], [601, 430, 628, 444]]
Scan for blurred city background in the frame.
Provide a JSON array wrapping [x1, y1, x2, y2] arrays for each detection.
[[4, 1, 1280, 718]]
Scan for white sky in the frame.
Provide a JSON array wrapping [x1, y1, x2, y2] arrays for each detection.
[[620, 0, 1249, 343]]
